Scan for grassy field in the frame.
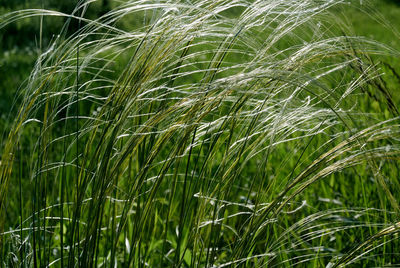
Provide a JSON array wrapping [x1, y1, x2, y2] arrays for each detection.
[[1, 0, 400, 267]]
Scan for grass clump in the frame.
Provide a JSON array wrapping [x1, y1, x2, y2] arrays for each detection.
[[1, 0, 400, 267]]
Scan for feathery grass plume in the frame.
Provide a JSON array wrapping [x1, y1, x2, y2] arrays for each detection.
[[1, 0, 400, 266]]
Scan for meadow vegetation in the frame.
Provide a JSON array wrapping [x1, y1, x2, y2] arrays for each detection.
[[1, 0, 400, 267]]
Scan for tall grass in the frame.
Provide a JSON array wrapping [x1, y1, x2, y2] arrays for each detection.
[[1, 0, 400, 266]]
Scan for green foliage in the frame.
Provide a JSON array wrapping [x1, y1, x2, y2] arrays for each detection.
[[1, 0, 400, 267]]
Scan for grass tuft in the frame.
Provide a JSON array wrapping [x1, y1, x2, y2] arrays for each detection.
[[1, 0, 400, 266]]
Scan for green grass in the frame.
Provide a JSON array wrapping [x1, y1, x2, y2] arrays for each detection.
[[1, 0, 400, 267]]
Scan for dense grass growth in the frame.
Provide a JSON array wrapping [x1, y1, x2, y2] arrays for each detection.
[[1, 0, 400, 266]]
